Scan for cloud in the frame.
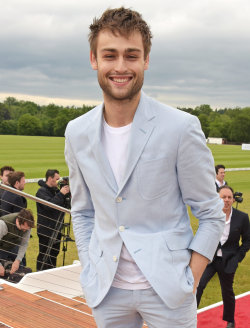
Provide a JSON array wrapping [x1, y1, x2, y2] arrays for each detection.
[[0, 0, 249, 108]]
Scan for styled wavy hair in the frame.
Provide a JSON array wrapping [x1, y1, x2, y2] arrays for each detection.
[[89, 7, 152, 59]]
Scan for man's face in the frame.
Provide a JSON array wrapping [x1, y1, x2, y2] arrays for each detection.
[[90, 30, 149, 102], [216, 168, 225, 182], [0, 170, 11, 185], [219, 188, 234, 212], [16, 220, 30, 232], [50, 173, 60, 188], [16, 176, 25, 191]]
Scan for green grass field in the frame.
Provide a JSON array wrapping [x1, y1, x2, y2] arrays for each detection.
[[0, 135, 249, 308]]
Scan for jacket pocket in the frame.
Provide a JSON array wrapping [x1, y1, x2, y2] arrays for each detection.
[[137, 157, 169, 200], [224, 253, 239, 273], [89, 235, 103, 266], [81, 234, 103, 287], [163, 230, 193, 267]]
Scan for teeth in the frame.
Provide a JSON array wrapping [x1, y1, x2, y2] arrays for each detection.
[[113, 78, 129, 83]]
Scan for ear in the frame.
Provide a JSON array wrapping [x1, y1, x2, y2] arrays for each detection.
[[144, 54, 149, 71], [90, 51, 98, 70]]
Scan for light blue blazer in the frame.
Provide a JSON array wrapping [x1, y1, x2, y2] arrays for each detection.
[[65, 91, 225, 309]]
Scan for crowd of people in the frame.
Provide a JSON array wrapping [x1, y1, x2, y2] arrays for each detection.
[[0, 166, 70, 278], [0, 161, 249, 327]]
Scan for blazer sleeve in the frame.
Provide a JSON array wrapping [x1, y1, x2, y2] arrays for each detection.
[[238, 212, 250, 262], [64, 130, 95, 268], [176, 115, 225, 261]]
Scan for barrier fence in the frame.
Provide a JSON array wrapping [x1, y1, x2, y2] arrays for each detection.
[[0, 183, 81, 298]]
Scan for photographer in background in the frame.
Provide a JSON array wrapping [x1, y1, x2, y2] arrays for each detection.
[[196, 185, 250, 328], [0, 209, 34, 276], [36, 169, 70, 271], [215, 164, 228, 192]]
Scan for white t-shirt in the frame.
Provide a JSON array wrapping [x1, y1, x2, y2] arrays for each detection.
[[217, 208, 232, 257], [102, 120, 151, 290], [215, 179, 226, 188]]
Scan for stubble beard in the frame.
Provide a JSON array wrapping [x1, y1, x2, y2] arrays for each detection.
[[97, 72, 144, 102]]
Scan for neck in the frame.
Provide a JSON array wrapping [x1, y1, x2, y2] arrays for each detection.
[[103, 91, 141, 127]]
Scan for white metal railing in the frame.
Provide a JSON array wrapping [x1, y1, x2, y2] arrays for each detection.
[[0, 184, 82, 298]]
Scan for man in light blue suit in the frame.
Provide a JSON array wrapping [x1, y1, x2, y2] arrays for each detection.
[[65, 7, 225, 328]]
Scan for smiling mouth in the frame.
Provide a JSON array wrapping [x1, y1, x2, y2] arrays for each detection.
[[109, 76, 132, 83]]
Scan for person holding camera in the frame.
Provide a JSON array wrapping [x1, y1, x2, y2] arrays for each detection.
[[196, 185, 250, 328], [36, 169, 70, 271]]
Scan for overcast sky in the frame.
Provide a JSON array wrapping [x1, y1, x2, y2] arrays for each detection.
[[0, 0, 249, 109]]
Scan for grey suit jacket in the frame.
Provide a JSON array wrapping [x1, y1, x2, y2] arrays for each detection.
[[65, 91, 225, 309]]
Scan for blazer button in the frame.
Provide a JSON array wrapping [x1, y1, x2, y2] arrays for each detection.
[[116, 197, 122, 203], [119, 226, 125, 232], [113, 256, 118, 262]]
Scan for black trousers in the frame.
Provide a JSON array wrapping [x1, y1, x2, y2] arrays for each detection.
[[196, 257, 235, 323], [36, 233, 61, 271]]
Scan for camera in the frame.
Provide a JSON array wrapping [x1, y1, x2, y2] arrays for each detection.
[[58, 176, 69, 189], [234, 191, 243, 204], [58, 177, 71, 209]]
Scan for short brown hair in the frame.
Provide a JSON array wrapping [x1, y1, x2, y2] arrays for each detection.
[[8, 171, 25, 187], [45, 169, 59, 181], [0, 166, 14, 176], [17, 209, 35, 228], [89, 7, 152, 59]]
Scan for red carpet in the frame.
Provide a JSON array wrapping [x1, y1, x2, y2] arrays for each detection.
[[197, 292, 250, 327]]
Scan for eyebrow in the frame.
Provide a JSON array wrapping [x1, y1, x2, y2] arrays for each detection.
[[101, 48, 142, 54]]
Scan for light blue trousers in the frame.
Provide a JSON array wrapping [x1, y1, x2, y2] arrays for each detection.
[[92, 287, 197, 328]]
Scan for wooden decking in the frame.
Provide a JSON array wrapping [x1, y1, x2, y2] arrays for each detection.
[[0, 284, 96, 328]]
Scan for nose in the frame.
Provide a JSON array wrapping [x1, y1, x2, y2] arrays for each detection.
[[114, 57, 127, 73]]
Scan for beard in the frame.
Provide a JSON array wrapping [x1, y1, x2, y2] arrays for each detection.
[[97, 71, 144, 102]]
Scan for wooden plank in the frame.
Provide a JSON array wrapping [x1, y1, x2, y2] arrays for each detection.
[[36, 291, 92, 314], [74, 296, 87, 303], [0, 284, 96, 328]]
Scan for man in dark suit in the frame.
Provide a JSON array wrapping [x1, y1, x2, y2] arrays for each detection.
[[1, 171, 27, 216], [196, 185, 250, 328]]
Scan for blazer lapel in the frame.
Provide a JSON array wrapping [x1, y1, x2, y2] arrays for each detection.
[[87, 105, 118, 193], [117, 92, 156, 195]]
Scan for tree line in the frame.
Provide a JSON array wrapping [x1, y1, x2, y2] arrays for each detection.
[[178, 104, 250, 143], [0, 97, 250, 142], [0, 97, 93, 137]]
